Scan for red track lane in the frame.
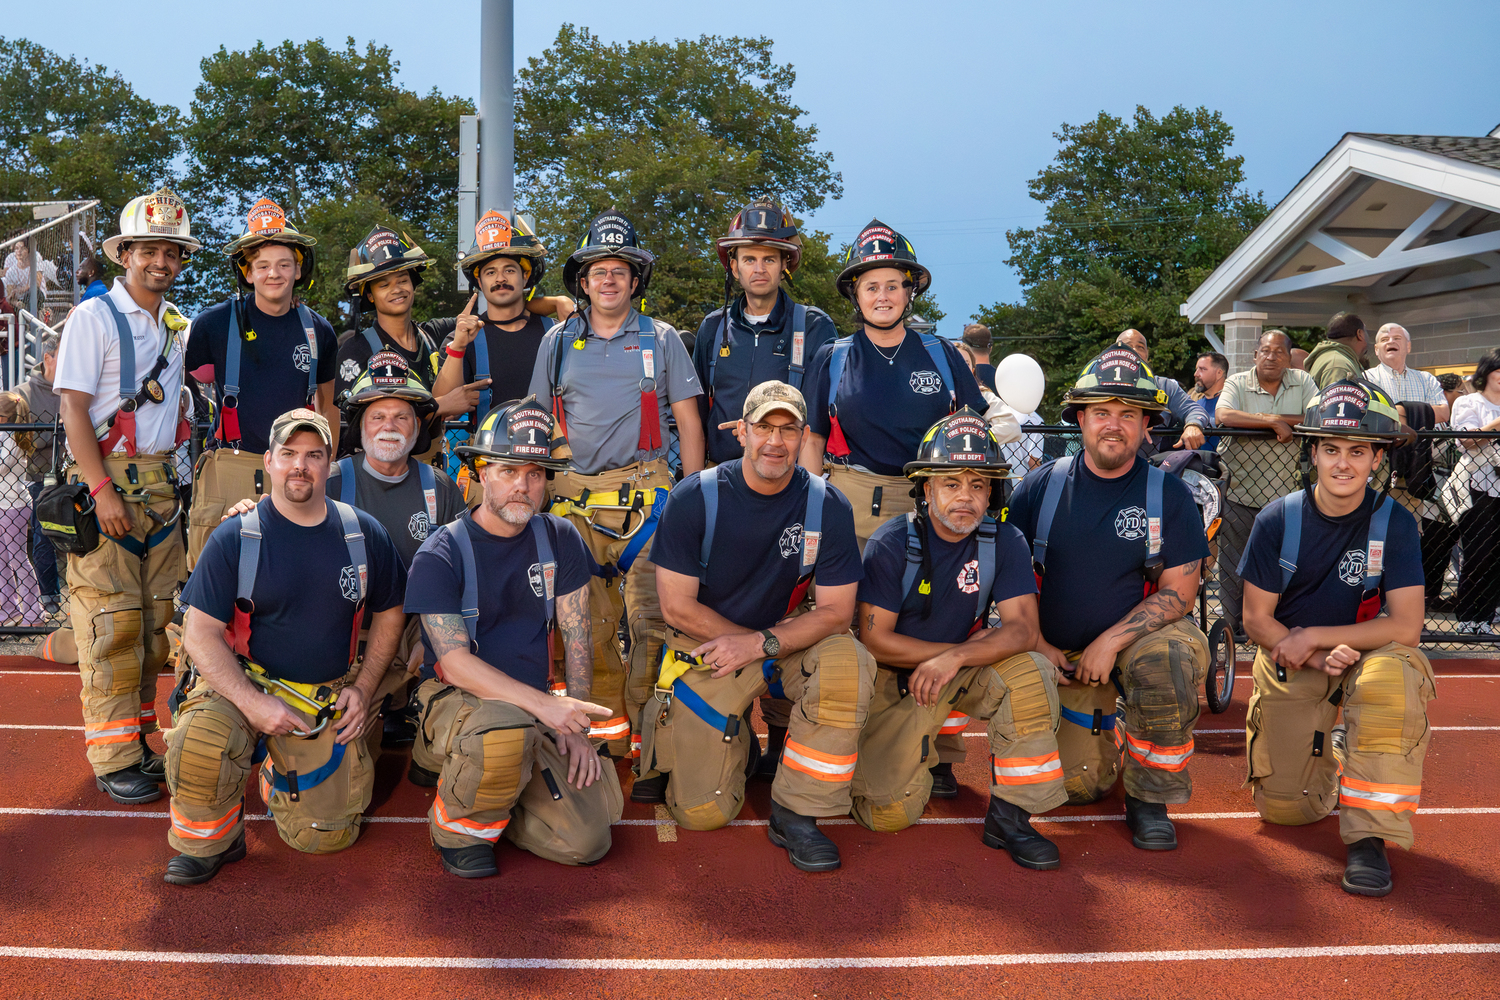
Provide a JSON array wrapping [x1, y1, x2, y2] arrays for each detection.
[[1, 654, 1498, 998]]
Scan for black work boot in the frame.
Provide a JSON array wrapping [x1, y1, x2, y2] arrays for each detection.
[[382, 698, 418, 748], [981, 795, 1061, 870], [437, 842, 499, 879], [767, 800, 841, 872], [163, 832, 247, 886], [630, 772, 668, 804], [1342, 837, 1393, 897], [753, 725, 787, 782], [137, 733, 166, 782], [407, 759, 440, 788], [96, 764, 163, 804], [1124, 795, 1178, 850], [928, 762, 959, 799]]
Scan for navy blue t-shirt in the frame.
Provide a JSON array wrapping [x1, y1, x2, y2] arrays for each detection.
[[974, 362, 997, 393], [651, 463, 863, 631], [405, 512, 593, 692], [1239, 487, 1423, 630], [185, 297, 339, 453], [859, 514, 1036, 644], [1005, 456, 1210, 651], [805, 332, 987, 475], [183, 498, 407, 684]]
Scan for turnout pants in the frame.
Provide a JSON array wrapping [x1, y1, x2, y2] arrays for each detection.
[[639, 631, 877, 830], [550, 458, 674, 759], [1057, 619, 1209, 805], [413, 679, 623, 864], [851, 653, 1066, 832], [1246, 642, 1435, 849], [186, 448, 265, 570], [164, 666, 373, 857], [65, 455, 184, 777]]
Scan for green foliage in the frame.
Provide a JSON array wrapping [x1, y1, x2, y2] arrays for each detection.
[[979, 105, 1268, 415]]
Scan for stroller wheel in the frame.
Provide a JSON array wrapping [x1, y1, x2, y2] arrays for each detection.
[[1206, 617, 1237, 714]]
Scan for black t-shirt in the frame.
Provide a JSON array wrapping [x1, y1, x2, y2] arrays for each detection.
[[651, 463, 863, 631], [405, 512, 594, 692], [335, 321, 445, 398], [327, 457, 468, 567], [859, 514, 1036, 644], [804, 331, 987, 475], [438, 312, 551, 430], [185, 297, 339, 453], [974, 362, 997, 393], [1004, 456, 1210, 650], [1239, 487, 1423, 630], [182, 498, 407, 684]]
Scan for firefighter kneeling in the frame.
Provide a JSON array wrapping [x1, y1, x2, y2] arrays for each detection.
[[641, 381, 875, 872], [406, 399, 622, 878], [165, 409, 409, 884], [1239, 379, 1433, 897], [850, 408, 1066, 869]]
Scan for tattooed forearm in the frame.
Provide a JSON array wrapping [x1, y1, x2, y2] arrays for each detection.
[[557, 586, 592, 699], [422, 613, 471, 661], [1112, 587, 1189, 645]]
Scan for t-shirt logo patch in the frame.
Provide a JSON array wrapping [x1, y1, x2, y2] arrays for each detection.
[[1115, 506, 1148, 541], [293, 343, 312, 373], [528, 562, 545, 597], [909, 370, 942, 395], [956, 559, 980, 594], [339, 357, 362, 383], [408, 511, 430, 542], [778, 523, 804, 559], [338, 565, 360, 603], [1338, 549, 1366, 587]]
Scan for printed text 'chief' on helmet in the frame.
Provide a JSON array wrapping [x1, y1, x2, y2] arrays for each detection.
[[562, 209, 655, 299], [716, 197, 803, 274], [224, 198, 317, 291], [460, 209, 547, 291], [454, 395, 572, 475], [904, 407, 1010, 481], [102, 187, 203, 265], [341, 352, 441, 456], [1060, 346, 1169, 426], [344, 225, 436, 295], [1296, 378, 1406, 444], [836, 219, 932, 303]]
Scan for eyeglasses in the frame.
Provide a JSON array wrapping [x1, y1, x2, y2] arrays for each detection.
[[587, 267, 632, 282], [750, 421, 803, 439]]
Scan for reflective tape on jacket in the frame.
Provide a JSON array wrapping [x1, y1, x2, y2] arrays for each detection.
[[938, 712, 971, 735], [1122, 731, 1194, 771], [170, 801, 242, 842], [589, 716, 630, 740], [992, 750, 1063, 786], [432, 788, 509, 842], [1339, 776, 1421, 813], [84, 716, 142, 745], [780, 740, 856, 782]]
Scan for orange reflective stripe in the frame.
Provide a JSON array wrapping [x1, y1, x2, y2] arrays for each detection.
[[938, 712, 971, 735], [629, 733, 642, 759], [992, 750, 1063, 785], [780, 740, 856, 782], [589, 716, 630, 739], [84, 716, 142, 744], [432, 788, 509, 842], [169, 801, 242, 841], [1339, 776, 1421, 813], [1123, 731, 1194, 771]]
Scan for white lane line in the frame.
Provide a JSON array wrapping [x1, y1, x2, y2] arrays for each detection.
[[0, 941, 1497, 970], [0, 724, 80, 730]]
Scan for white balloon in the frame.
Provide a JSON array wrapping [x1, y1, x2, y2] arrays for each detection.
[[994, 353, 1046, 413]]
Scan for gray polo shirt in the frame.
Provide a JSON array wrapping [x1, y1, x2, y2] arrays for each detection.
[[1216, 367, 1318, 508], [527, 309, 701, 475]]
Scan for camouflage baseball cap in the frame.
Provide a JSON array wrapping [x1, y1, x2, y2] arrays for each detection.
[[268, 407, 333, 448], [743, 380, 807, 425]]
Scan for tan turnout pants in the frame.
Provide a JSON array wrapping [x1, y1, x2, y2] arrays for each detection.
[[66, 455, 185, 776], [413, 679, 623, 864], [164, 665, 373, 857], [1246, 642, 1435, 849], [549, 458, 675, 759], [186, 448, 266, 570], [851, 653, 1066, 832]]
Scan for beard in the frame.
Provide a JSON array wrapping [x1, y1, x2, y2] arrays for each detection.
[[1090, 436, 1134, 470], [362, 427, 413, 464], [488, 493, 537, 525], [282, 476, 315, 503], [932, 504, 981, 535]]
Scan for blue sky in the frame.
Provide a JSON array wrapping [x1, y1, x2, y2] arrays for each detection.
[[15, 1, 1500, 334]]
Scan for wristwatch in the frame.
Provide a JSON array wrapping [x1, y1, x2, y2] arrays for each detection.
[[759, 629, 780, 657]]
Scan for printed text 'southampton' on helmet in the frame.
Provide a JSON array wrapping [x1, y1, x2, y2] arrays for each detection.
[[223, 198, 317, 290], [562, 210, 656, 299], [341, 352, 441, 455], [459, 210, 548, 292], [836, 219, 931, 303], [1060, 346, 1169, 426], [454, 395, 572, 475], [1296, 378, 1406, 443]]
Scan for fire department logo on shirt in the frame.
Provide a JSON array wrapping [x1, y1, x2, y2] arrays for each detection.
[[1338, 549, 1366, 587], [339, 565, 360, 603], [1115, 506, 1148, 541], [956, 559, 981, 594], [293, 343, 312, 373], [339, 358, 362, 383], [778, 523, 804, 559], [528, 562, 545, 597], [910, 370, 942, 395], [408, 511, 430, 542]]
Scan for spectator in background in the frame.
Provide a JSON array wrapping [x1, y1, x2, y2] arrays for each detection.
[[1290, 348, 1309, 371], [3, 240, 59, 304], [1422, 371, 1470, 610], [77, 255, 108, 301], [1365, 323, 1449, 422], [1450, 350, 1500, 635], [0, 392, 43, 626], [1212, 330, 1319, 637], [11, 333, 61, 614], [1306, 311, 1368, 388], [1114, 329, 1207, 450], [1192, 351, 1228, 450], [962, 323, 996, 392]]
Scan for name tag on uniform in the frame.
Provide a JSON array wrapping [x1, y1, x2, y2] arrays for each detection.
[[792, 331, 805, 366], [642, 348, 655, 379], [804, 530, 821, 566], [1368, 540, 1384, 576]]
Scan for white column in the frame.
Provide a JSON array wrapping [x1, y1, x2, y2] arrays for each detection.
[[1220, 310, 1269, 377]]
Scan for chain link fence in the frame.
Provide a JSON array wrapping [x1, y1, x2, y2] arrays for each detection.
[[2, 201, 99, 389]]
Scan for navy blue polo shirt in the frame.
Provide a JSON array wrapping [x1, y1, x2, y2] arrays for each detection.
[[1239, 487, 1423, 630], [1004, 456, 1210, 651], [859, 514, 1036, 644], [185, 297, 339, 453], [804, 332, 987, 475], [651, 462, 862, 631], [405, 512, 594, 692], [184, 499, 407, 685], [691, 290, 837, 463]]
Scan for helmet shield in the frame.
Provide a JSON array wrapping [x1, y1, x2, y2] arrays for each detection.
[[461, 209, 547, 290], [342, 352, 440, 455], [454, 395, 571, 473]]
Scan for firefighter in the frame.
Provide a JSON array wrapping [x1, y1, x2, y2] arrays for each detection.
[[851, 408, 1066, 869], [1004, 346, 1211, 850], [1239, 378, 1432, 897]]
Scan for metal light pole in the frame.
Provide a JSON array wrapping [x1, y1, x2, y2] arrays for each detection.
[[479, 0, 515, 215]]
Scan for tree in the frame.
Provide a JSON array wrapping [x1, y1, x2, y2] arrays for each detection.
[[514, 25, 846, 332], [977, 106, 1268, 413]]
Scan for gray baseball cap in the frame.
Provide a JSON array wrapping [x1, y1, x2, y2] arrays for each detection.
[[268, 407, 333, 448], [742, 380, 806, 425]]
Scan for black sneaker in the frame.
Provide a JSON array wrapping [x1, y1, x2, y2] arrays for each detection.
[[96, 764, 162, 804], [928, 762, 959, 799], [1124, 795, 1178, 851], [767, 800, 841, 872], [981, 795, 1061, 870], [1342, 837, 1393, 897], [437, 842, 499, 879], [164, 832, 247, 886]]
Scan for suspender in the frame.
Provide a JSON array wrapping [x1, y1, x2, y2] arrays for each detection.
[[1031, 457, 1165, 579], [550, 312, 663, 452], [473, 325, 491, 422], [1030, 456, 1073, 572], [697, 466, 826, 598], [334, 457, 439, 524], [1278, 491, 1394, 604], [447, 515, 558, 649], [96, 296, 178, 457], [219, 296, 320, 445], [902, 513, 999, 627], [707, 300, 812, 396], [825, 331, 957, 457]]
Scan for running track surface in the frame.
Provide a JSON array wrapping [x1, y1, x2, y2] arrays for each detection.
[[2, 654, 1497, 999]]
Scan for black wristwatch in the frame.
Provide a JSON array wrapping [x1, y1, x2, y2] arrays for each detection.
[[759, 629, 780, 657]]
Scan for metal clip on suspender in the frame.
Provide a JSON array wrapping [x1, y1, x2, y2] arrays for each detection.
[[551, 313, 662, 451]]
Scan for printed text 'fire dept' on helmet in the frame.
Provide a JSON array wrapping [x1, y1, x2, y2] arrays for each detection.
[[904, 407, 1010, 481], [454, 395, 572, 475], [1059, 345, 1169, 426], [223, 197, 317, 290], [1296, 378, 1406, 444], [561, 210, 655, 299], [459, 209, 548, 292], [341, 351, 441, 456], [102, 187, 203, 265], [835, 219, 931, 303]]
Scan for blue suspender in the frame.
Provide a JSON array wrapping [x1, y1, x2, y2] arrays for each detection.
[[531, 514, 556, 630], [699, 466, 823, 585], [1365, 495, 1393, 592], [698, 467, 721, 586], [98, 296, 137, 405], [1278, 490, 1393, 593], [336, 457, 356, 505], [296, 302, 319, 404], [1144, 462, 1165, 572], [226, 296, 321, 412], [1031, 456, 1074, 571], [446, 514, 556, 650], [1278, 491, 1305, 591], [788, 303, 808, 390], [473, 325, 491, 422], [617, 487, 669, 575], [826, 339, 853, 422], [237, 498, 365, 609], [902, 513, 999, 624]]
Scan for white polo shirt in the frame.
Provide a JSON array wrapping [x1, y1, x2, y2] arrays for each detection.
[[54, 278, 185, 456]]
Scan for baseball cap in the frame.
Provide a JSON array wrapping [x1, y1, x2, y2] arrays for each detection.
[[743, 381, 807, 425], [268, 407, 333, 448]]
